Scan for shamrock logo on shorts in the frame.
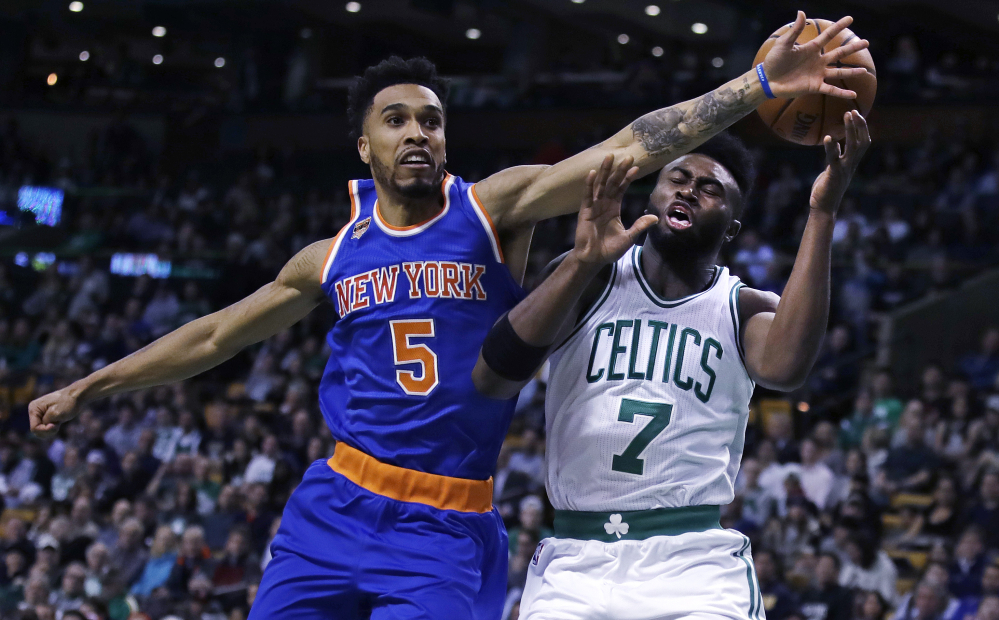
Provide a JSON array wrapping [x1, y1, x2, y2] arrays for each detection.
[[603, 514, 630, 539]]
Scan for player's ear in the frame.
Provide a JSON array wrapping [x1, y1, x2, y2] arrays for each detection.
[[358, 136, 370, 165], [724, 219, 742, 243]]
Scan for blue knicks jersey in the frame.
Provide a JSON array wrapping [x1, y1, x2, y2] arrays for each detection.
[[318, 174, 525, 480]]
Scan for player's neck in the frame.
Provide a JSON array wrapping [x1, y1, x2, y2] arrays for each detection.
[[640, 242, 719, 301], [373, 181, 445, 228]]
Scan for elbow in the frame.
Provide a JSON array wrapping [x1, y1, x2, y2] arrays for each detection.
[[754, 368, 810, 393]]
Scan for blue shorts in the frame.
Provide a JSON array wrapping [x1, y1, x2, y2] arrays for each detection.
[[249, 459, 509, 619]]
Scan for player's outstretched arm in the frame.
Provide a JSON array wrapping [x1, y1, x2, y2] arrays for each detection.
[[475, 12, 870, 230], [741, 111, 871, 391], [29, 239, 331, 438], [473, 155, 657, 399]]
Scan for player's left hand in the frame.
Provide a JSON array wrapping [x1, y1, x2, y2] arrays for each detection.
[[571, 154, 658, 266], [762, 12, 870, 100], [809, 110, 871, 215]]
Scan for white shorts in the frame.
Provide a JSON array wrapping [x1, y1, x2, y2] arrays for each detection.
[[520, 528, 765, 620]]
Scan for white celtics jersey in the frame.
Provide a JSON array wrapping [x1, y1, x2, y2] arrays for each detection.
[[545, 246, 755, 512]]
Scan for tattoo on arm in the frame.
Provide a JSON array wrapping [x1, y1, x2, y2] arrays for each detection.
[[631, 76, 756, 157]]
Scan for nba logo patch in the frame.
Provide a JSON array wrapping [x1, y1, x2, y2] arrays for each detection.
[[532, 542, 545, 566], [352, 217, 371, 239]]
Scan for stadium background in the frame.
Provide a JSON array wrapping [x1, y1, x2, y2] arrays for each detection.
[[1, 0, 999, 619]]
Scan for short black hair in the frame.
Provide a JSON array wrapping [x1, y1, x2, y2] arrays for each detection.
[[347, 56, 450, 140], [690, 132, 756, 215]]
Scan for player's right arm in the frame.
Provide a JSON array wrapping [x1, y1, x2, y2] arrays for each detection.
[[474, 13, 870, 230], [29, 239, 332, 438], [473, 155, 657, 400]]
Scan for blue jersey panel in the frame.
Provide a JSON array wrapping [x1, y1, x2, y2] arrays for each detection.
[[318, 175, 524, 480]]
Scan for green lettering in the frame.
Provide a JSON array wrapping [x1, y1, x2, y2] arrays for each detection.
[[627, 320, 645, 380], [696, 338, 723, 403], [607, 320, 632, 381], [646, 321, 668, 381], [672, 327, 701, 391], [586, 323, 615, 383], [661, 324, 678, 383]]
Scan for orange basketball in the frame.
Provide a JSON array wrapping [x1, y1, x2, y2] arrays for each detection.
[[753, 18, 876, 145]]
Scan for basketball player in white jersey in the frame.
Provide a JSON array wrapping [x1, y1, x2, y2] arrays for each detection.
[[473, 112, 870, 618]]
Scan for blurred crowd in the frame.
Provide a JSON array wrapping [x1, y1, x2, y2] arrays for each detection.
[[0, 87, 998, 620]]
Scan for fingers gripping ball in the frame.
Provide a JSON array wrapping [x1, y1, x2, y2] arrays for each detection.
[[755, 19, 876, 145]]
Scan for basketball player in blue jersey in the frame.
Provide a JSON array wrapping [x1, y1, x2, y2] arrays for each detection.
[[29, 13, 867, 619]]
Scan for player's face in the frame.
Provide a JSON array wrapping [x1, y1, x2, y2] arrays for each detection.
[[359, 84, 447, 199], [646, 154, 741, 256]]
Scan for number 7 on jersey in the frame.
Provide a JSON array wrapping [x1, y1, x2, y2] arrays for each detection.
[[612, 398, 673, 475], [390, 319, 440, 396]]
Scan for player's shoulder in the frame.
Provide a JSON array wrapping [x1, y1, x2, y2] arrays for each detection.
[[737, 286, 780, 324]]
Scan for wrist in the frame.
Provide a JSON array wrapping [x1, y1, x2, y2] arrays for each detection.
[[566, 249, 611, 275], [68, 375, 101, 405], [807, 206, 837, 225], [754, 63, 777, 99]]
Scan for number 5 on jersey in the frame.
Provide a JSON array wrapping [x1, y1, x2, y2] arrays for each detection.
[[390, 319, 439, 396]]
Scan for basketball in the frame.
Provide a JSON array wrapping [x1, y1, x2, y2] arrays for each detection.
[[754, 18, 877, 145]]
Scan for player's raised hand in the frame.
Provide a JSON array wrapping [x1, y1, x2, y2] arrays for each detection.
[[571, 154, 658, 266], [29, 388, 83, 439], [810, 110, 871, 214], [762, 12, 870, 99]]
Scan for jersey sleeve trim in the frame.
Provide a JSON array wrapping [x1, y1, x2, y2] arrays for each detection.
[[729, 282, 754, 384], [467, 184, 505, 264], [321, 179, 362, 284]]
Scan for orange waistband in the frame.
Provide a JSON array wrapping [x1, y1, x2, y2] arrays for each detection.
[[327, 442, 494, 513]]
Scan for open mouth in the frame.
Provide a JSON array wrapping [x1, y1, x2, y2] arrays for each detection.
[[665, 202, 693, 230], [400, 150, 433, 170]]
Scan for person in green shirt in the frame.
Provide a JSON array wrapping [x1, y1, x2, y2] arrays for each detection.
[[841, 389, 877, 450], [871, 369, 904, 431]]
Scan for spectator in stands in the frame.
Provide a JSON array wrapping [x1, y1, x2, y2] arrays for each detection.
[[891, 577, 952, 620], [167, 525, 214, 597], [842, 391, 877, 451], [734, 230, 776, 287], [131, 526, 178, 598], [809, 325, 859, 409], [103, 402, 144, 458], [50, 561, 87, 614], [755, 549, 800, 620], [507, 495, 552, 555], [0, 548, 27, 613], [961, 471, 999, 550], [951, 562, 999, 620], [960, 327, 999, 391], [244, 434, 280, 484], [507, 428, 545, 489], [871, 370, 905, 431], [799, 439, 837, 510], [907, 476, 961, 542], [738, 458, 776, 532], [950, 528, 989, 599], [2, 519, 35, 568], [800, 553, 852, 620], [877, 405, 939, 495], [840, 530, 899, 606], [111, 518, 148, 587], [82, 541, 112, 598], [210, 526, 260, 604]]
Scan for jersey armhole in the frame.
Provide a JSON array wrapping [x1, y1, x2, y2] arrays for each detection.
[[729, 282, 755, 384], [321, 180, 362, 285], [551, 263, 617, 353], [468, 184, 505, 264]]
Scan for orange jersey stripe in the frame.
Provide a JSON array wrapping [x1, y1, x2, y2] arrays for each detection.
[[327, 441, 493, 513]]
